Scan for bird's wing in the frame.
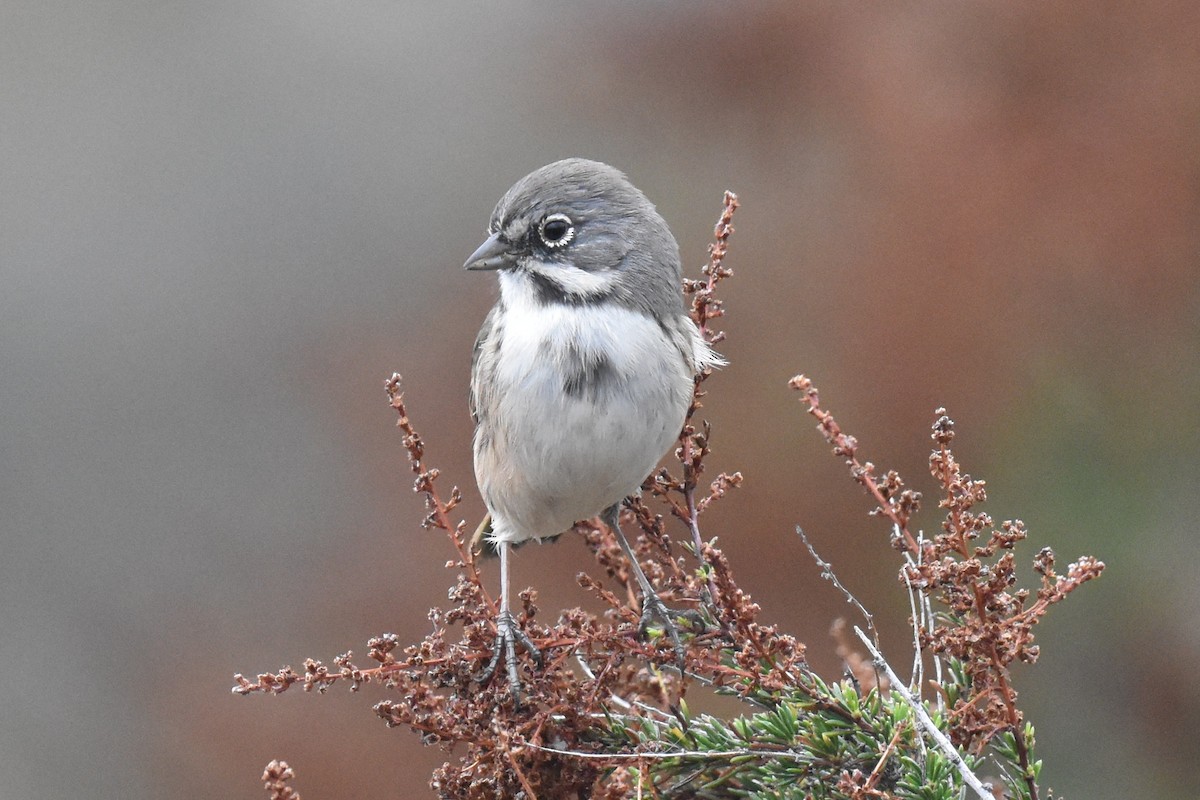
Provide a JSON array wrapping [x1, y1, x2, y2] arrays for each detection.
[[468, 304, 501, 425]]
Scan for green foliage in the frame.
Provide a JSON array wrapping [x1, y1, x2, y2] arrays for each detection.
[[592, 670, 1007, 800]]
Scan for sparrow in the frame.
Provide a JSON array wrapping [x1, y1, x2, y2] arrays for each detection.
[[464, 158, 722, 697]]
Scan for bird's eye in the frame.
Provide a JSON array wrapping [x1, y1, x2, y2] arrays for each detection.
[[538, 213, 575, 248]]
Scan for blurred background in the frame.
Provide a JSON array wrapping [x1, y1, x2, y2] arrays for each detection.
[[3, 2, 1197, 797]]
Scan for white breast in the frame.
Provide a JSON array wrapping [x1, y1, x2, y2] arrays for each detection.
[[477, 271, 694, 543]]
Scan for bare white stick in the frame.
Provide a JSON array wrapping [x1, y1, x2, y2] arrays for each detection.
[[527, 744, 810, 762], [853, 626, 992, 800], [574, 653, 676, 722], [914, 530, 945, 707], [925, 592, 943, 706], [796, 526, 877, 643], [902, 551, 924, 691]]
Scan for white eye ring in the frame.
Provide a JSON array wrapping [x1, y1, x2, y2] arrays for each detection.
[[538, 213, 575, 248]]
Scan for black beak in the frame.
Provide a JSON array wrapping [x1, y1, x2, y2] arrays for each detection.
[[464, 232, 518, 271]]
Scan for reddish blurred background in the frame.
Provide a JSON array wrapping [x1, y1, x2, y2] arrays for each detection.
[[2, 3, 1196, 797]]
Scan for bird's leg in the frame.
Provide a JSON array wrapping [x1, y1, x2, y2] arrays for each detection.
[[602, 504, 687, 669], [480, 539, 541, 701]]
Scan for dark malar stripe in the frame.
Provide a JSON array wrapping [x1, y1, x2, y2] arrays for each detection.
[[526, 270, 611, 307]]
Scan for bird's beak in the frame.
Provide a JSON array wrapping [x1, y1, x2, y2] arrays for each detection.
[[464, 232, 518, 271]]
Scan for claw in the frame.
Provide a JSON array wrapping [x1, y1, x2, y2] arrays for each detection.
[[637, 591, 689, 671], [480, 609, 541, 702]]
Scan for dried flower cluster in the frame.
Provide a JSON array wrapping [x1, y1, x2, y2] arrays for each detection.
[[236, 192, 1103, 800], [262, 761, 301, 800]]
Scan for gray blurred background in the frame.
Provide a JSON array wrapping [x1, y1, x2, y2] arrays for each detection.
[[3, 2, 1197, 797]]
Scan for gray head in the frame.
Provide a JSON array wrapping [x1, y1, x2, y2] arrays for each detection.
[[464, 158, 684, 316]]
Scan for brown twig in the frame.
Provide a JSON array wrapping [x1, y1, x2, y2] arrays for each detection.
[[789, 375, 921, 554], [384, 374, 492, 609]]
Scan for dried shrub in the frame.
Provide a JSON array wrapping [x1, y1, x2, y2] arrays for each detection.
[[236, 192, 1102, 800]]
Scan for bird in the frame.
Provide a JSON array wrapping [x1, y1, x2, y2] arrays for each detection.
[[464, 158, 722, 698]]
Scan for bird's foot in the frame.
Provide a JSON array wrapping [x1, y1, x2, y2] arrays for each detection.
[[480, 609, 541, 702], [637, 592, 700, 672]]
